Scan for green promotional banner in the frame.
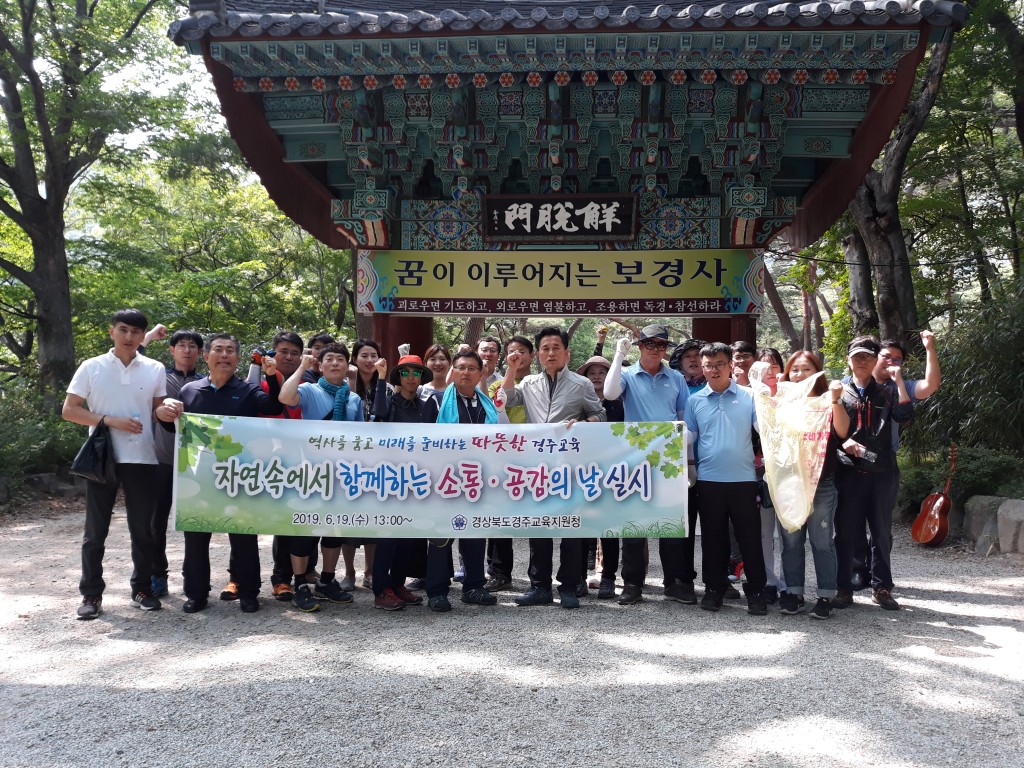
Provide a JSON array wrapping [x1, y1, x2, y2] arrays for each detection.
[[173, 415, 689, 539]]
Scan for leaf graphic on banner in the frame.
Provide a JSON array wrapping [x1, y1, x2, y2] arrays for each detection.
[[211, 434, 244, 461], [610, 422, 685, 479], [177, 414, 243, 471]]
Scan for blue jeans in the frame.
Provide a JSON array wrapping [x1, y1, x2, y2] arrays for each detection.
[[780, 475, 838, 598]]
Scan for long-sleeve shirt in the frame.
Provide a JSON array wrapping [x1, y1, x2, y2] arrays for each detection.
[[505, 366, 606, 424]]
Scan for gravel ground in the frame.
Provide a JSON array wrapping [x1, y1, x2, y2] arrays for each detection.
[[1, 498, 1023, 768]]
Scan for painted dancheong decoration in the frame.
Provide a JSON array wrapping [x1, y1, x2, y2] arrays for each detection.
[[168, 0, 966, 255]]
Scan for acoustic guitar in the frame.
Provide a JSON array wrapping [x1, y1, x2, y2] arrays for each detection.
[[911, 444, 956, 547]]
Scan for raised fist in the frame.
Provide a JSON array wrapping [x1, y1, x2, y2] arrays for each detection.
[[616, 337, 632, 357]]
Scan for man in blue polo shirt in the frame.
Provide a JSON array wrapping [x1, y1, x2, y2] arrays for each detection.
[[604, 324, 691, 606], [683, 342, 767, 616]]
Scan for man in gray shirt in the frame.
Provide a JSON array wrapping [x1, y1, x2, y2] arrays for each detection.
[[502, 327, 606, 609]]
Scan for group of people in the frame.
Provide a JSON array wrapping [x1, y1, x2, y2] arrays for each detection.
[[63, 309, 939, 622]]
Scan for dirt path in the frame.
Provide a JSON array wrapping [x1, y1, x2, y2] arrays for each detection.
[[1, 497, 1022, 768]]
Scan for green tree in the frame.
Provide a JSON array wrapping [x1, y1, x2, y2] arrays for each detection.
[[0, 0, 183, 393]]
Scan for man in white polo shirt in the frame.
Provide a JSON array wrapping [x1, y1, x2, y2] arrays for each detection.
[[62, 309, 169, 619]]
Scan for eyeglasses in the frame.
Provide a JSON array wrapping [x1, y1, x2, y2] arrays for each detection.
[[453, 366, 481, 373], [399, 369, 423, 378], [880, 353, 903, 365], [732, 353, 754, 360], [641, 341, 669, 350], [702, 362, 730, 371]]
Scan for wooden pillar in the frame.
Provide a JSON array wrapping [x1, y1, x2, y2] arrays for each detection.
[[370, 314, 435, 363], [691, 314, 756, 345]]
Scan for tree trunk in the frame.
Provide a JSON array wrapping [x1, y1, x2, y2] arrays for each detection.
[[464, 317, 485, 348], [810, 292, 826, 351], [762, 268, 801, 352], [841, 229, 878, 334], [27, 232, 76, 400], [954, 166, 993, 302], [846, 37, 953, 346], [849, 173, 917, 342]]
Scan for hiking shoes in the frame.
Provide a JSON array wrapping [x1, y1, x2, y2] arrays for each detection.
[[131, 592, 161, 611], [462, 588, 497, 606], [514, 586, 553, 607], [76, 596, 102, 620], [315, 579, 354, 605], [291, 584, 321, 613]]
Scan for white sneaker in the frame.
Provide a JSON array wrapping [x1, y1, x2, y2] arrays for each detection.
[[338, 575, 355, 591]]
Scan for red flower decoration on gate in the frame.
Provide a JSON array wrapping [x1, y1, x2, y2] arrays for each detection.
[[823, 69, 840, 84], [700, 69, 717, 84], [363, 75, 379, 90], [670, 69, 687, 85], [392, 74, 407, 89], [285, 77, 299, 91], [473, 73, 488, 88], [526, 71, 543, 87], [311, 76, 327, 91], [730, 70, 748, 85], [852, 69, 869, 84], [499, 72, 515, 87], [640, 70, 656, 86], [554, 71, 571, 86], [259, 77, 274, 91], [763, 69, 781, 85], [792, 69, 809, 85], [417, 74, 433, 89], [445, 73, 461, 88], [232, 77, 246, 92], [882, 70, 898, 85], [611, 70, 628, 86], [338, 75, 353, 90], [582, 71, 598, 87]]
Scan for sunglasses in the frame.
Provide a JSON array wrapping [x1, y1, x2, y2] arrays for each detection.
[[642, 340, 669, 350], [399, 369, 423, 378]]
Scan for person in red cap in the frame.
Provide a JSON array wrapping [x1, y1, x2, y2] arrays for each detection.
[[367, 354, 440, 610]]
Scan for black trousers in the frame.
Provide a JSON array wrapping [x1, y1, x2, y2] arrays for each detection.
[[835, 469, 899, 592], [621, 537, 688, 586], [82, 463, 160, 597], [372, 538, 418, 595], [151, 462, 174, 580], [597, 538, 620, 579], [696, 480, 764, 595], [183, 532, 260, 600], [426, 539, 485, 598], [486, 538, 514, 580], [682, 484, 699, 582], [528, 538, 582, 591]]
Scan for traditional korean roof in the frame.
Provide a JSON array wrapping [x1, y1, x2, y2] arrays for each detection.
[[169, 0, 966, 254], [170, 0, 966, 43]]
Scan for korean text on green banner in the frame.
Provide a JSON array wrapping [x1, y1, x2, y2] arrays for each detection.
[[173, 415, 688, 539]]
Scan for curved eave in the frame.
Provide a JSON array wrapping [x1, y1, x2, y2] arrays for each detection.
[[781, 24, 933, 248], [170, 1, 967, 44], [205, 50, 348, 248]]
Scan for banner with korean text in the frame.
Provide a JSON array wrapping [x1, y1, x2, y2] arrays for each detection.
[[172, 415, 688, 539], [355, 249, 763, 316]]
